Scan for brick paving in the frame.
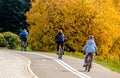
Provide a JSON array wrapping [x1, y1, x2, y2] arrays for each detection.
[[0, 50, 38, 78]]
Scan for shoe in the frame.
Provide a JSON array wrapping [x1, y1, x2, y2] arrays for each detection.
[[83, 65, 86, 67], [83, 63, 86, 67]]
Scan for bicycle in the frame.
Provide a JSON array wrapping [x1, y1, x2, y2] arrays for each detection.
[[20, 39, 27, 51], [85, 53, 92, 72], [58, 44, 63, 59]]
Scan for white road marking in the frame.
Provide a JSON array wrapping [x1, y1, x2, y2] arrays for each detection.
[[0, 50, 38, 78], [28, 52, 91, 78], [42, 59, 46, 62]]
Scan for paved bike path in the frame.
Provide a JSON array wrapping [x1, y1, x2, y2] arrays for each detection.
[[0, 50, 38, 78], [15, 51, 120, 78], [1, 50, 120, 78]]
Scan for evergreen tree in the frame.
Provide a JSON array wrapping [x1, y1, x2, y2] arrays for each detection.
[[0, 0, 31, 34]]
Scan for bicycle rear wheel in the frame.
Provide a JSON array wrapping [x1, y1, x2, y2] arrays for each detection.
[[85, 65, 88, 71], [58, 45, 63, 59], [88, 60, 91, 72], [58, 52, 62, 59], [85, 60, 91, 72], [20, 40, 27, 51]]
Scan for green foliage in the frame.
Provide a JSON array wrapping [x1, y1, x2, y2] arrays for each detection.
[[3, 32, 20, 49], [95, 58, 120, 73], [65, 51, 85, 59], [0, 33, 8, 47], [64, 51, 120, 73], [26, 0, 120, 60], [0, 0, 31, 33], [2, 32, 20, 49], [109, 36, 120, 60]]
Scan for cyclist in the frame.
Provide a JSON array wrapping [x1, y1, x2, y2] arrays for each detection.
[[55, 30, 65, 54], [82, 35, 97, 67], [19, 29, 28, 50]]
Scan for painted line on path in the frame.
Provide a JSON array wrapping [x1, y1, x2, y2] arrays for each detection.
[[28, 52, 91, 78]]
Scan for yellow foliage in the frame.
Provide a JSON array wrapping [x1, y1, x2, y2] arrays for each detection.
[[26, 0, 120, 60]]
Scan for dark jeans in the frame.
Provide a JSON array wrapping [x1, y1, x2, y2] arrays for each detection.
[[57, 42, 64, 51], [20, 38, 27, 47], [84, 52, 93, 63]]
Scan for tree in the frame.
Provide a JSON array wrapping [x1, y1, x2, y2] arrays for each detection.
[[26, 0, 120, 60], [0, 0, 31, 34]]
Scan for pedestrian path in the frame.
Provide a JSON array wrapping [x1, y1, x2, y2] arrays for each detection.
[[0, 50, 38, 78]]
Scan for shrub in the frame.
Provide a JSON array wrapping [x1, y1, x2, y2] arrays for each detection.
[[3, 32, 20, 49], [0, 33, 8, 47]]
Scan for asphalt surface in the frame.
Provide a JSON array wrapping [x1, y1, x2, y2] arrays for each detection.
[[0, 50, 120, 78], [14, 51, 120, 78]]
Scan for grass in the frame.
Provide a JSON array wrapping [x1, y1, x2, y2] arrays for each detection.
[[14, 46, 32, 51], [64, 51, 85, 59], [94, 58, 120, 73], [64, 51, 120, 74]]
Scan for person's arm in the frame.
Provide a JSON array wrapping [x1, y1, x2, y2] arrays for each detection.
[[93, 41, 97, 51], [93, 41, 98, 55], [82, 41, 88, 51], [19, 33, 22, 38], [62, 34, 65, 41]]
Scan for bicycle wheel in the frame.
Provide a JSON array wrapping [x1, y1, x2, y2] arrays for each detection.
[[85, 65, 88, 71], [87, 60, 91, 72], [20, 40, 27, 51], [58, 45, 63, 59], [85, 53, 92, 72], [23, 42, 27, 51], [58, 52, 62, 59], [85, 59, 91, 72], [20, 41, 24, 51]]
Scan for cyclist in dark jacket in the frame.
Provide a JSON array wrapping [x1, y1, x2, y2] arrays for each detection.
[[55, 30, 65, 54]]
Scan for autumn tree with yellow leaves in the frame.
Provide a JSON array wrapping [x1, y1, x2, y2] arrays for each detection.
[[26, 0, 120, 60]]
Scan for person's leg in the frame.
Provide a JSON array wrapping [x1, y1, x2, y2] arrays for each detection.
[[23, 39, 27, 47], [84, 55, 88, 63], [61, 42, 64, 54], [22, 39, 27, 51], [57, 43, 60, 51], [56, 42, 60, 54], [61, 42, 64, 51], [83, 54, 88, 67], [90, 53, 93, 62], [89, 53, 93, 68], [20, 39, 24, 51]]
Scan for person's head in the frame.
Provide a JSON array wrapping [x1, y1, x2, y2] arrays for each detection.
[[58, 30, 63, 34], [23, 29, 27, 32], [89, 35, 94, 40]]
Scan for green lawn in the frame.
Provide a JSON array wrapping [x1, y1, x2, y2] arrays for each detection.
[[64, 52, 120, 74], [94, 58, 120, 73]]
